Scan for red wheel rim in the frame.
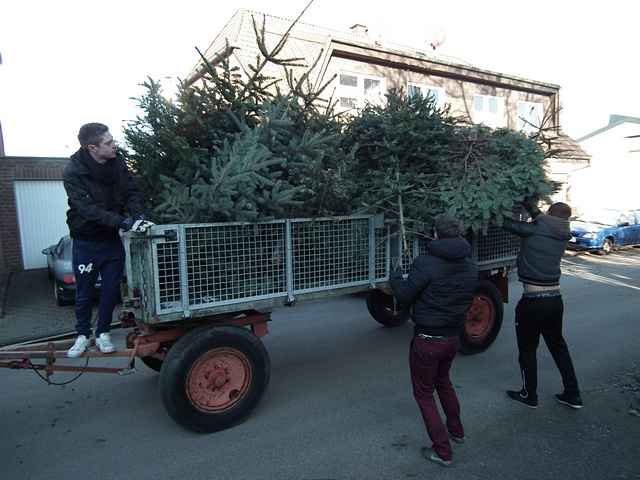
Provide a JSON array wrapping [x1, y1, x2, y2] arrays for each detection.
[[465, 294, 495, 343], [186, 348, 252, 412]]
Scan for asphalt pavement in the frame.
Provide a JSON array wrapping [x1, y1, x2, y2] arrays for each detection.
[[1, 250, 639, 480]]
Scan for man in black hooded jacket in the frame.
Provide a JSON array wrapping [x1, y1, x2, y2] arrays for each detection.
[[503, 200, 582, 410], [390, 215, 478, 467], [63, 123, 148, 358]]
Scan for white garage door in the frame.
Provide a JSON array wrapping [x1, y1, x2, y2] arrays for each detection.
[[14, 180, 69, 269]]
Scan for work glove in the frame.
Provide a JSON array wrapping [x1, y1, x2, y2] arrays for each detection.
[[120, 217, 135, 232], [131, 219, 155, 233]]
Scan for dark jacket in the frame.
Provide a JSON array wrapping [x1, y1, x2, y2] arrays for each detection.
[[390, 237, 478, 337], [503, 213, 571, 286], [63, 149, 145, 241]]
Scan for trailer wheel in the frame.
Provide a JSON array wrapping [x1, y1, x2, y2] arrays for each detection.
[[460, 280, 503, 355], [140, 355, 164, 372], [159, 325, 270, 433], [366, 289, 410, 327]]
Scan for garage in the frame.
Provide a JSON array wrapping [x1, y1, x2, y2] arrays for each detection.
[[14, 180, 69, 269]]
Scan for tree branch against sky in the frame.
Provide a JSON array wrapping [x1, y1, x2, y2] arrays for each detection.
[[0, 0, 638, 156]]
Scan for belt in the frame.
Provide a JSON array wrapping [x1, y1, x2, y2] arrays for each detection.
[[522, 290, 561, 299], [417, 333, 450, 341]]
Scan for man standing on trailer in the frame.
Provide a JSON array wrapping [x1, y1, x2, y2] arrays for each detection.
[[63, 123, 152, 358], [502, 199, 583, 410], [390, 215, 478, 467]]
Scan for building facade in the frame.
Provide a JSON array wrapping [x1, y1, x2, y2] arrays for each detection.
[[0, 157, 69, 281], [190, 9, 589, 199], [569, 115, 640, 211]]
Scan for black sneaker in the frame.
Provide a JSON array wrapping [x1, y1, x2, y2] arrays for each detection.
[[555, 392, 583, 409], [506, 389, 538, 408]]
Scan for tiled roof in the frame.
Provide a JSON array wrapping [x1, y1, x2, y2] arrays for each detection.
[[550, 131, 591, 162], [191, 10, 329, 86], [191, 9, 560, 90]]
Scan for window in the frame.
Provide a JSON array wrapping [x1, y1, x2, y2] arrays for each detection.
[[340, 97, 358, 109], [407, 83, 445, 108], [517, 101, 544, 133], [473, 95, 505, 128], [364, 78, 382, 100], [336, 71, 386, 110], [339, 74, 358, 87]]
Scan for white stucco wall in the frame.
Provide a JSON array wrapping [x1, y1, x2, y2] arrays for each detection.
[[569, 123, 640, 213]]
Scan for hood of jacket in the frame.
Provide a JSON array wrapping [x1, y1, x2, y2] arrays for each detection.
[[536, 214, 572, 242], [428, 237, 471, 261]]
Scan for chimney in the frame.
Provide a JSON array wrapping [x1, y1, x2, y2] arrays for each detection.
[[350, 24, 369, 37]]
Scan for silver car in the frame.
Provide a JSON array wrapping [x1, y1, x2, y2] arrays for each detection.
[[42, 236, 101, 306]]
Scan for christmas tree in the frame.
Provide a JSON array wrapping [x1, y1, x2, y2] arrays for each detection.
[[124, 2, 560, 238]]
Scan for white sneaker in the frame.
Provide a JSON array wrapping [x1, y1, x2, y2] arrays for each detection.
[[67, 335, 89, 358], [96, 333, 116, 354]]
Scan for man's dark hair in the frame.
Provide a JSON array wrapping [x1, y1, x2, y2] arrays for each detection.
[[78, 123, 109, 148], [434, 214, 463, 239], [548, 202, 572, 220]]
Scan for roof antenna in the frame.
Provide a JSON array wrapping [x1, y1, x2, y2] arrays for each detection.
[[427, 25, 447, 51]]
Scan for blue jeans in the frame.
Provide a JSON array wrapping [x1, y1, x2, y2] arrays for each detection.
[[72, 238, 125, 337]]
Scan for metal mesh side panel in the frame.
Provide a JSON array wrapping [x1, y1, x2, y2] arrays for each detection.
[[477, 226, 520, 264], [185, 223, 286, 306], [156, 241, 181, 310], [292, 218, 370, 291], [399, 236, 424, 274], [401, 244, 413, 274], [374, 226, 388, 280], [417, 237, 429, 256]]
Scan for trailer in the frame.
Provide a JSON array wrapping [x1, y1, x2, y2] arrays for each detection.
[[0, 214, 519, 432]]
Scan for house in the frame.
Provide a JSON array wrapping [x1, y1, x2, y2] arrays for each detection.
[[188, 9, 589, 203], [568, 115, 640, 211], [0, 157, 69, 285]]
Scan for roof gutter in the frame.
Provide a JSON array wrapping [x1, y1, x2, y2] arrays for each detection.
[[330, 39, 560, 95]]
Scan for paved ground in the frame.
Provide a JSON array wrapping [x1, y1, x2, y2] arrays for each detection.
[[0, 269, 77, 345], [1, 249, 639, 479]]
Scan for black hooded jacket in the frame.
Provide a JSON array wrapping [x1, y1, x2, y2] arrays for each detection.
[[63, 149, 145, 241], [390, 237, 478, 337], [503, 213, 572, 286]]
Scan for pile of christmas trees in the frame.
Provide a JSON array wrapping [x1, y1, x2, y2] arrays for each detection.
[[124, 11, 557, 237]]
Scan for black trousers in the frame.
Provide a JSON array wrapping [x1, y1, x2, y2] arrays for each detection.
[[515, 295, 580, 399]]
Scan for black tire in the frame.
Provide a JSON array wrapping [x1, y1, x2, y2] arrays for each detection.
[[139, 341, 173, 372], [459, 280, 504, 355], [366, 289, 410, 327], [597, 238, 613, 255], [141, 356, 164, 372], [54, 281, 72, 307], [159, 325, 270, 433]]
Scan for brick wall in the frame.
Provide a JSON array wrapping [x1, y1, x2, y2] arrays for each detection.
[[0, 156, 69, 276]]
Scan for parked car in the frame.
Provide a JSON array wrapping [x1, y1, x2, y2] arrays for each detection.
[[568, 208, 640, 254], [42, 236, 101, 306]]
